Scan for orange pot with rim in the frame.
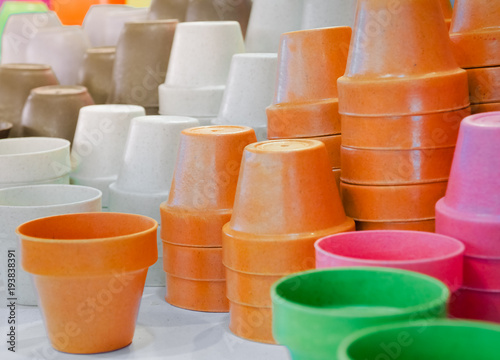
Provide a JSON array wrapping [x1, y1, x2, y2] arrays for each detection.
[[266, 26, 351, 139], [450, 0, 500, 69], [338, 0, 468, 116], [18, 212, 157, 354]]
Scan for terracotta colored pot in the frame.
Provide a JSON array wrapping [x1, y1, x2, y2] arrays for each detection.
[[186, 0, 252, 37], [229, 302, 274, 344], [435, 112, 500, 257], [0, 64, 59, 137], [79, 47, 115, 104], [340, 146, 455, 185], [267, 27, 351, 139], [338, 0, 469, 116], [0, 121, 11, 138], [21, 85, 95, 141], [341, 107, 470, 149], [463, 255, 500, 291], [450, 0, 500, 68], [107, 20, 177, 115], [301, 0, 356, 30], [161, 125, 256, 247], [315, 230, 464, 292], [467, 66, 500, 105], [165, 275, 228, 312], [450, 287, 500, 323], [341, 181, 448, 221], [0, 137, 70, 188], [471, 102, 500, 114], [355, 219, 436, 232], [148, 0, 188, 21], [18, 212, 158, 353]]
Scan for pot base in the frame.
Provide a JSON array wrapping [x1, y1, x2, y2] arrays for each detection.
[[229, 301, 275, 344]]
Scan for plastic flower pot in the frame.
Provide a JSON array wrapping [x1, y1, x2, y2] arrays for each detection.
[[226, 267, 282, 308], [1, 11, 61, 64], [229, 302, 274, 344], [267, 27, 351, 139], [18, 212, 158, 354], [315, 230, 465, 292], [107, 20, 177, 115], [463, 255, 500, 290], [435, 112, 500, 257], [341, 107, 470, 149], [0, 137, 70, 188], [185, 0, 252, 37], [79, 47, 116, 104], [244, 0, 302, 53], [467, 66, 500, 105], [338, 0, 469, 116], [471, 102, 500, 114], [337, 320, 500, 360], [71, 105, 146, 208], [26, 26, 90, 85], [271, 268, 449, 360], [0, 185, 101, 305], [148, 0, 188, 22], [0, 64, 59, 137], [301, 0, 356, 30], [161, 125, 256, 247], [450, 0, 500, 68], [340, 146, 456, 185], [450, 287, 500, 323], [355, 219, 436, 232], [109, 116, 198, 286], [21, 85, 95, 141], [341, 181, 448, 221], [163, 242, 228, 312], [159, 21, 245, 119], [212, 53, 278, 142], [0, 121, 11, 138]]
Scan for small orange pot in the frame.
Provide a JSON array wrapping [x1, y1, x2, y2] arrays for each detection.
[[266, 26, 351, 139], [450, 0, 500, 68], [467, 67, 500, 105], [229, 301, 274, 344], [340, 146, 455, 185], [165, 275, 228, 312], [341, 181, 448, 221], [225, 267, 281, 308], [355, 219, 436, 232], [18, 212, 157, 354], [341, 107, 470, 149], [338, 0, 468, 116], [471, 102, 500, 115]]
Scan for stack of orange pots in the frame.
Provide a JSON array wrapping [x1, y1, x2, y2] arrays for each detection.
[[450, 0, 500, 115], [266, 26, 352, 190], [223, 139, 355, 343], [160, 125, 257, 312], [337, 0, 470, 232]]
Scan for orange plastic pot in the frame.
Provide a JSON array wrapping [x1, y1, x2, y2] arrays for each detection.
[[165, 275, 228, 312], [266, 27, 350, 139], [338, 0, 468, 116], [161, 125, 256, 247], [356, 219, 436, 232], [51, 0, 115, 25], [471, 102, 500, 115], [18, 212, 158, 354], [229, 301, 274, 344], [340, 146, 455, 185], [225, 267, 281, 308], [341, 107, 470, 149], [341, 181, 448, 221], [467, 66, 500, 105], [450, 0, 500, 68]]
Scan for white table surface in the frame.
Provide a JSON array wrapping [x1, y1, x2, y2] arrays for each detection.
[[0, 284, 289, 360]]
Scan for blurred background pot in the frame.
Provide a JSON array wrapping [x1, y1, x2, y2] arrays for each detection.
[[78, 46, 116, 104]]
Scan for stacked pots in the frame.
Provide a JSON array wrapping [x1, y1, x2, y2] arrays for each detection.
[[159, 21, 244, 125], [161, 125, 256, 312], [223, 139, 355, 344], [337, 0, 470, 232], [450, 0, 500, 114], [267, 26, 351, 190], [436, 112, 500, 323]]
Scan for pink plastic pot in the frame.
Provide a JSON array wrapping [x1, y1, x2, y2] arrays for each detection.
[[450, 287, 500, 324], [436, 112, 500, 257], [315, 230, 465, 292], [463, 255, 500, 291]]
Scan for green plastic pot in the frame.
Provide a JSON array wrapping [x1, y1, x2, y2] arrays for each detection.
[[271, 267, 449, 360], [338, 320, 500, 360]]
